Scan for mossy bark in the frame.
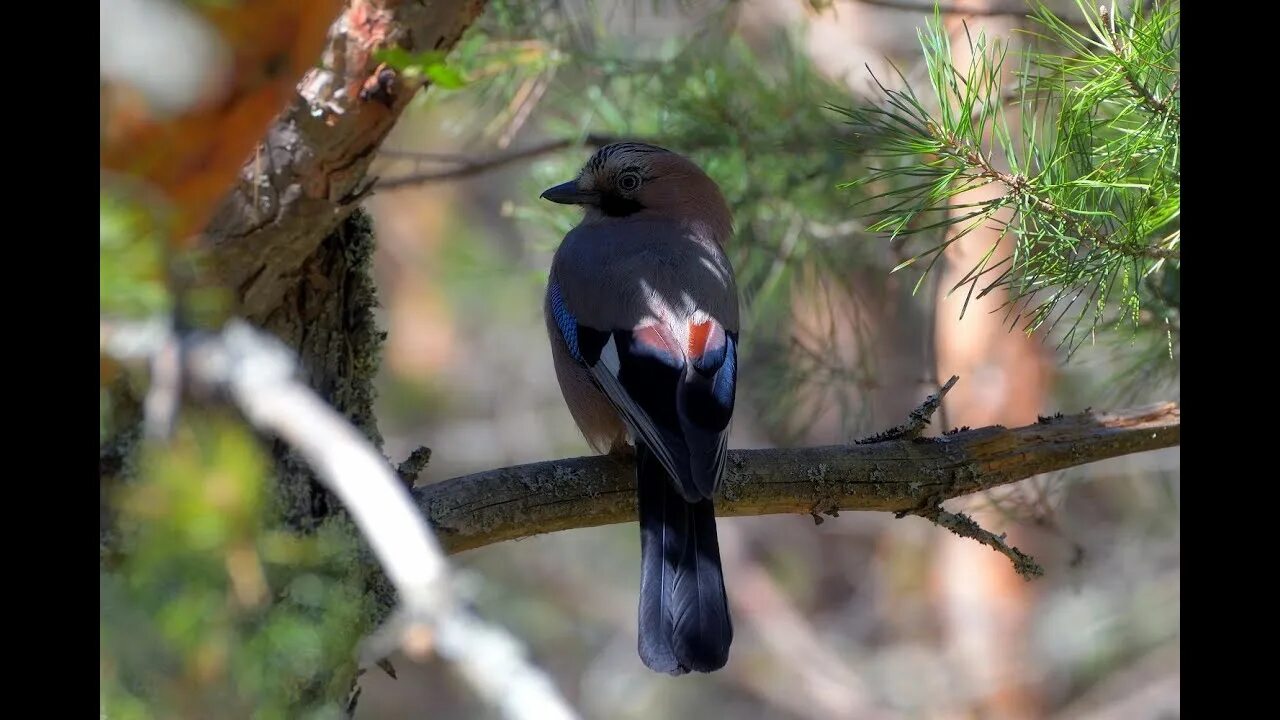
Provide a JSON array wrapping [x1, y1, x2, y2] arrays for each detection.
[[252, 209, 387, 530], [101, 3, 490, 714], [251, 208, 396, 710], [98, 210, 397, 713]]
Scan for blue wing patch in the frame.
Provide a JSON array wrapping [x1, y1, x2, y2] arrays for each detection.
[[548, 281, 581, 361], [549, 280, 611, 366], [710, 333, 737, 411]]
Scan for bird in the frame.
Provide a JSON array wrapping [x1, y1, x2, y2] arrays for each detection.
[[539, 141, 739, 675]]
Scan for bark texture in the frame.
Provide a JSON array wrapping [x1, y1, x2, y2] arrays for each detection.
[[417, 403, 1179, 555], [200, 1, 492, 665], [102, 0, 491, 536], [101, 4, 492, 709], [263, 209, 386, 531], [204, 0, 488, 325]]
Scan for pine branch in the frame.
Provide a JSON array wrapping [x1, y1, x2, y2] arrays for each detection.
[[1098, 3, 1180, 128], [931, 127, 1179, 261], [835, 1, 1180, 347]]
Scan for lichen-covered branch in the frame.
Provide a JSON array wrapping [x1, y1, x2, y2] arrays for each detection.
[[914, 506, 1044, 579], [857, 375, 958, 443], [417, 403, 1179, 555]]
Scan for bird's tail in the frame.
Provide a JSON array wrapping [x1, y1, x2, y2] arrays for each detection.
[[636, 441, 733, 674]]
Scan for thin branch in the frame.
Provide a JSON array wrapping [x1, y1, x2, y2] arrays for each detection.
[[1099, 4, 1180, 129], [857, 374, 958, 442], [913, 506, 1044, 579], [853, 0, 1121, 32], [376, 130, 858, 188], [416, 402, 1179, 557], [938, 131, 1180, 261], [377, 133, 625, 188], [397, 446, 434, 488], [853, 0, 1036, 18], [100, 318, 579, 720]]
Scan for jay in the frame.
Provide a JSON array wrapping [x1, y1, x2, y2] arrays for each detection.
[[540, 142, 738, 675]]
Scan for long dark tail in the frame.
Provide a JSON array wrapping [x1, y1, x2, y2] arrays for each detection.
[[636, 441, 733, 674]]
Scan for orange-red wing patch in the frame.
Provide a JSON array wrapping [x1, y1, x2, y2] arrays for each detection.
[[635, 324, 681, 357], [687, 319, 724, 361]]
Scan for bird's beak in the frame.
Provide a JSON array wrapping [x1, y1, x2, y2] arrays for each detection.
[[540, 180, 600, 206]]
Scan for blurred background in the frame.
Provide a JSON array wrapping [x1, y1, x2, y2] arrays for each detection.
[[100, 0, 1179, 718], [352, 1, 1179, 718]]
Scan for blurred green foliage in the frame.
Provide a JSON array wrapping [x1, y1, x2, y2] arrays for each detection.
[[102, 57, 376, 718], [375, 48, 469, 90], [101, 2, 1181, 717], [100, 193, 170, 318], [432, 0, 1179, 422], [101, 416, 372, 720], [100, 182, 377, 714]]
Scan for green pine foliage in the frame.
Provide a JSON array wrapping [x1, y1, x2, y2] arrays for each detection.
[[418, 0, 1179, 434], [832, 1, 1179, 360]]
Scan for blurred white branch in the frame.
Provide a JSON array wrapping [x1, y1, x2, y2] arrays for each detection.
[[100, 317, 579, 720]]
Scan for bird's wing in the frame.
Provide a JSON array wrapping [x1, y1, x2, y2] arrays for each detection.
[[548, 279, 736, 501]]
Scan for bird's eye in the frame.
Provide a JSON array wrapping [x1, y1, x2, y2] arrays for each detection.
[[618, 172, 642, 193]]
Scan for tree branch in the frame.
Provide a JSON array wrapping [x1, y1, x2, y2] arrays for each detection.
[[856, 374, 958, 442], [416, 402, 1179, 556], [915, 506, 1043, 578], [202, 0, 491, 323], [100, 318, 579, 720], [376, 133, 625, 188], [375, 131, 865, 188], [1098, 4, 1180, 130], [935, 129, 1181, 261]]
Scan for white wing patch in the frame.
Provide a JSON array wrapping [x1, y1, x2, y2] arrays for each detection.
[[588, 334, 685, 484], [598, 331, 621, 376]]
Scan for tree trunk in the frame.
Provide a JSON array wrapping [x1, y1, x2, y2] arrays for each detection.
[[100, 0, 491, 711], [928, 9, 1054, 720]]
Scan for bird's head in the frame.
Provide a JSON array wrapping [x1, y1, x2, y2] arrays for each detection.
[[540, 142, 733, 239]]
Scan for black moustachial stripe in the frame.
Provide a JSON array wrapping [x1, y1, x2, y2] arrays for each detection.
[[601, 193, 645, 217]]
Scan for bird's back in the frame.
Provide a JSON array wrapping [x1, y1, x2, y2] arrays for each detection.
[[550, 216, 739, 334]]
